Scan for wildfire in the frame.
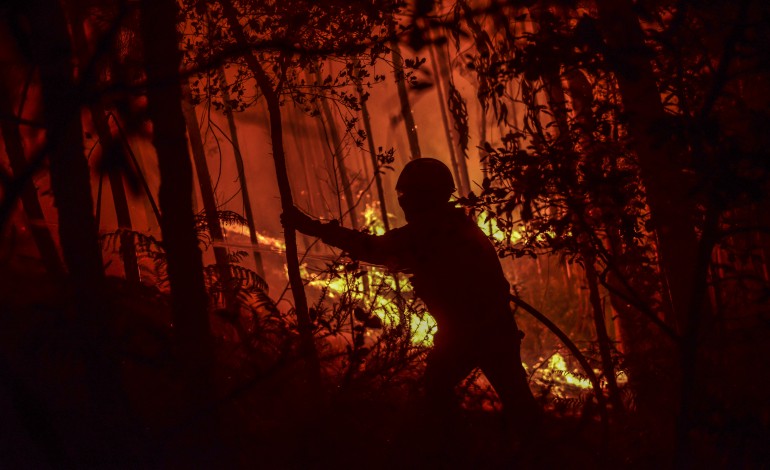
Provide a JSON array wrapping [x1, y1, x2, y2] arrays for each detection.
[[526, 352, 593, 398], [476, 210, 524, 244], [305, 203, 436, 345], [223, 204, 436, 345]]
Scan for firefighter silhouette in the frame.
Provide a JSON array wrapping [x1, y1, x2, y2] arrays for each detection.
[[283, 158, 541, 435]]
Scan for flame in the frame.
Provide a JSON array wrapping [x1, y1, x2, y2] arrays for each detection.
[[476, 211, 524, 244], [362, 203, 389, 236], [221, 222, 286, 253], [526, 352, 593, 398], [305, 203, 436, 345], [256, 232, 286, 252]]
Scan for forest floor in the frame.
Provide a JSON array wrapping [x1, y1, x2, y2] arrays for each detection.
[[0, 261, 766, 469]]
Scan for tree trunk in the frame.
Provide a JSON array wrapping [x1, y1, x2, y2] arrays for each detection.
[[593, 0, 699, 335], [391, 31, 422, 160], [22, 0, 136, 461], [140, 0, 214, 374], [218, 67, 266, 278], [352, 60, 390, 230], [427, 40, 466, 196], [220, 0, 320, 385], [0, 73, 63, 276], [585, 259, 624, 412], [92, 107, 141, 283], [593, 0, 715, 460], [182, 86, 258, 351], [66, 8, 140, 283], [315, 67, 360, 230], [435, 40, 472, 190]]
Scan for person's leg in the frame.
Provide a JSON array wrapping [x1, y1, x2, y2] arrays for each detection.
[[423, 342, 475, 423], [479, 329, 542, 439], [421, 338, 476, 460]]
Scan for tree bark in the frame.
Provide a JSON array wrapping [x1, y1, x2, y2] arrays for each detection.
[[21, 0, 135, 461], [219, 0, 320, 385], [391, 31, 422, 160], [352, 60, 390, 231], [585, 259, 624, 412], [66, 7, 140, 283], [0, 73, 63, 276], [140, 0, 214, 372], [435, 40, 472, 190], [428, 40, 465, 196], [594, 0, 699, 335], [218, 67, 266, 278], [315, 68, 360, 230]]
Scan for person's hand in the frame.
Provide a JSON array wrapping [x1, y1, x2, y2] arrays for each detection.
[[281, 206, 321, 236]]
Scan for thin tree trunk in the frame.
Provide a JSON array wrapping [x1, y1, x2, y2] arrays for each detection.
[[182, 86, 257, 350], [352, 60, 390, 230], [0, 74, 63, 275], [427, 41, 464, 195], [67, 9, 140, 283], [594, 0, 699, 335], [585, 259, 624, 412], [91, 107, 140, 283], [220, 0, 320, 385], [111, 114, 162, 225], [315, 68, 360, 230], [181, 85, 232, 274], [479, 103, 488, 178], [218, 67, 266, 278], [391, 30, 422, 160], [436, 40, 472, 190], [593, 1, 714, 460], [140, 0, 214, 375], [23, 0, 134, 461], [565, 67, 677, 415]]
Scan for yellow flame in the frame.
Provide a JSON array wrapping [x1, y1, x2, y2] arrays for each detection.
[[363, 203, 389, 236], [476, 211, 524, 244], [305, 203, 436, 345], [526, 352, 593, 398]]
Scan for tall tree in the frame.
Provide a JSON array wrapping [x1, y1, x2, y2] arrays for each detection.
[[315, 67, 361, 230], [219, 0, 320, 384], [15, 0, 136, 461], [140, 0, 214, 375], [218, 67, 266, 277], [391, 29, 422, 160], [0, 72, 63, 276], [352, 60, 390, 230]]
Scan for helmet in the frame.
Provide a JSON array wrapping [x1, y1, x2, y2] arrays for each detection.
[[395, 158, 455, 201]]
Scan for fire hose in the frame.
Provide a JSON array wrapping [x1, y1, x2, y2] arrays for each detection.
[[510, 293, 610, 432]]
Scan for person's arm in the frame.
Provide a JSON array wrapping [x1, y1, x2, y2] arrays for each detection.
[[282, 206, 405, 267]]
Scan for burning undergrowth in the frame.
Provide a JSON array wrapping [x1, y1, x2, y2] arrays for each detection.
[[98, 205, 622, 416]]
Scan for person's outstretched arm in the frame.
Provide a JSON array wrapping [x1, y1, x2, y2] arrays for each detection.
[[282, 207, 407, 268]]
